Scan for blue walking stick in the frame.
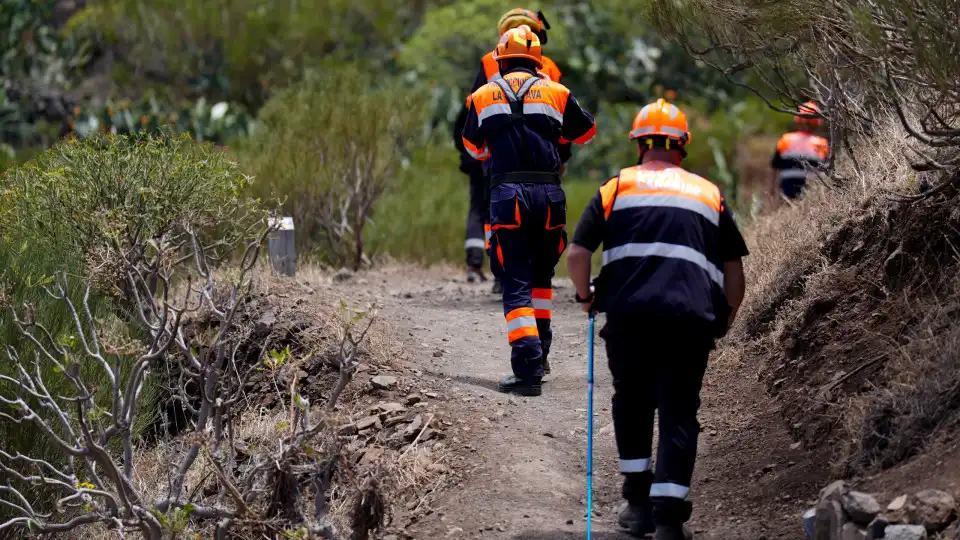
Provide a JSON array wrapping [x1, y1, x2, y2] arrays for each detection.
[[586, 312, 596, 539]]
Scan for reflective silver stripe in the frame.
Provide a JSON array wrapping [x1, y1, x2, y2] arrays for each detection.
[[477, 103, 512, 126], [489, 72, 503, 82], [465, 238, 486, 249], [485, 229, 493, 241], [620, 458, 651, 473], [465, 145, 489, 160], [531, 298, 553, 311], [523, 103, 563, 123], [659, 126, 688, 138], [650, 483, 689, 499], [612, 194, 719, 226], [778, 169, 809, 180], [602, 242, 724, 286], [630, 126, 655, 137], [506, 316, 537, 332]]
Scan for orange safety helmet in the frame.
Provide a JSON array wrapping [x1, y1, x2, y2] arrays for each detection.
[[794, 101, 823, 126], [499, 8, 541, 34], [492, 25, 543, 67], [629, 98, 691, 145]]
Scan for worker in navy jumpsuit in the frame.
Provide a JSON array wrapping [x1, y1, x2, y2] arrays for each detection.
[[462, 25, 596, 396]]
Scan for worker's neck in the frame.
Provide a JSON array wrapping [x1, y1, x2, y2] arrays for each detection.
[[500, 64, 536, 76], [641, 150, 683, 166]]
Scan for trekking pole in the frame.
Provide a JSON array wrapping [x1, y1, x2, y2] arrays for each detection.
[[586, 312, 595, 539]]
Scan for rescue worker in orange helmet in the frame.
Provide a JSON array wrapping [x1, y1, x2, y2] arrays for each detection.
[[770, 100, 830, 201], [453, 8, 566, 295], [462, 26, 596, 396], [567, 99, 748, 540]]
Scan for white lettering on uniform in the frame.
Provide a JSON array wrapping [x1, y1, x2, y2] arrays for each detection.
[[636, 170, 703, 197]]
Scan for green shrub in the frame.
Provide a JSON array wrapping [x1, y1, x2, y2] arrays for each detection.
[[367, 143, 468, 264], [0, 132, 264, 513], [68, 0, 431, 108], [71, 96, 254, 145], [237, 67, 428, 269], [1, 132, 264, 296]]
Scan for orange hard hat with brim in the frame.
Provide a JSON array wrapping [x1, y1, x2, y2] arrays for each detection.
[[795, 101, 823, 126], [498, 8, 542, 35], [492, 25, 543, 67], [629, 98, 691, 144]]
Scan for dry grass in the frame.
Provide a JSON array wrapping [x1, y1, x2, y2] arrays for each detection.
[[722, 111, 960, 476], [63, 271, 452, 539], [730, 115, 918, 342]]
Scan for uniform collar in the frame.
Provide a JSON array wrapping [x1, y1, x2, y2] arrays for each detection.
[[503, 67, 537, 77], [641, 160, 680, 169]]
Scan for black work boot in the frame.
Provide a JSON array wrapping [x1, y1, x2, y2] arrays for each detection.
[[617, 502, 655, 538], [466, 266, 487, 283], [491, 278, 502, 294], [497, 374, 541, 396], [654, 525, 693, 540], [541, 354, 551, 375]]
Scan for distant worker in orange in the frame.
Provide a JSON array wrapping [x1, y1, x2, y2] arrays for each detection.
[[454, 8, 567, 294], [567, 99, 748, 540], [770, 101, 830, 201]]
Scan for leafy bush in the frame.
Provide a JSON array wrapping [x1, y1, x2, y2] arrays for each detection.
[[367, 144, 468, 264], [0, 132, 267, 519], [0, 0, 94, 148], [238, 67, 427, 269], [68, 0, 434, 108], [1, 132, 265, 296], [71, 96, 254, 144]]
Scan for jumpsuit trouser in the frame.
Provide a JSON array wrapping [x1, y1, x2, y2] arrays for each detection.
[[600, 315, 715, 526], [464, 167, 490, 269], [488, 181, 568, 379]]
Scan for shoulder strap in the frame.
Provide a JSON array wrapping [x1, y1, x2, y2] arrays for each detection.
[[493, 75, 540, 117]]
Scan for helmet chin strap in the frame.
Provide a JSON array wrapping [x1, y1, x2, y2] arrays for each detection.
[[637, 138, 687, 161]]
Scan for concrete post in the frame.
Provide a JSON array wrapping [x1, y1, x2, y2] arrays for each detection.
[[268, 216, 296, 278]]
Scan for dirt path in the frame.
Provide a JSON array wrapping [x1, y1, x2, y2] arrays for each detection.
[[336, 266, 829, 540]]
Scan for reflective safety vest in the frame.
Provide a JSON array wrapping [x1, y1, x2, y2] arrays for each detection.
[[596, 161, 730, 328], [467, 53, 564, 108], [462, 71, 580, 166], [775, 131, 829, 181]]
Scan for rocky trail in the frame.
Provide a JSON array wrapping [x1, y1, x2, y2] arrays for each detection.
[[330, 266, 833, 540]]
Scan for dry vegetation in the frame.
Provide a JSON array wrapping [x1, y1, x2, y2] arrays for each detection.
[[723, 113, 960, 477], [44, 274, 454, 540]]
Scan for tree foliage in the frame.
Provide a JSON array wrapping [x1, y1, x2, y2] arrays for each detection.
[[238, 67, 428, 269], [644, 0, 960, 193], [70, 0, 444, 108]]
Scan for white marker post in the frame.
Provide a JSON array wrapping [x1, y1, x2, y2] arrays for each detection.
[[268, 216, 296, 278]]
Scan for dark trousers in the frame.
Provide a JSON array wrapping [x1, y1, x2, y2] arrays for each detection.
[[489, 182, 567, 378], [600, 315, 714, 526], [780, 174, 806, 199], [464, 168, 489, 269]]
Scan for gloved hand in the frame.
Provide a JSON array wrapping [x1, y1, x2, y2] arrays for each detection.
[[576, 284, 596, 315]]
